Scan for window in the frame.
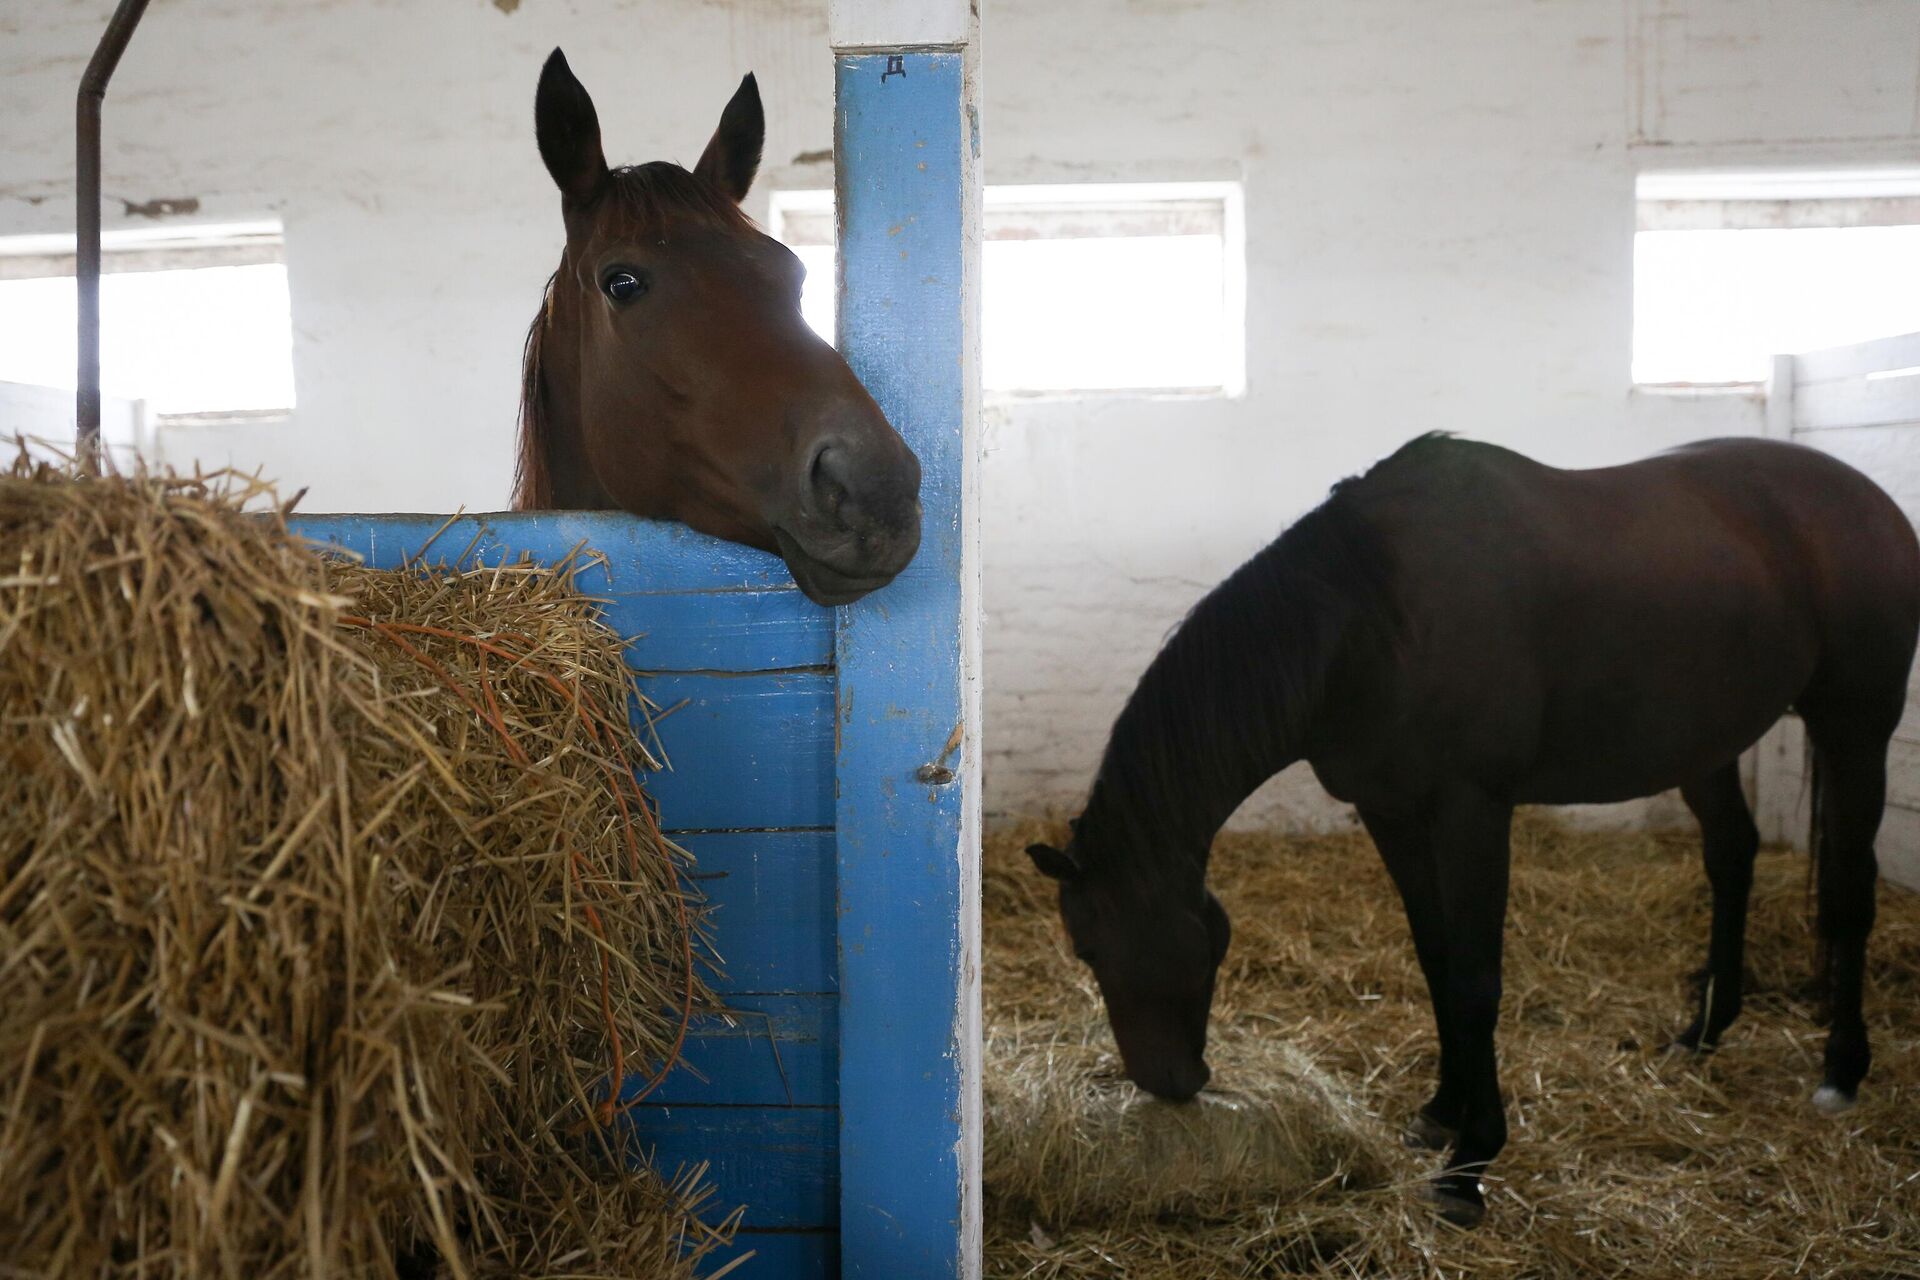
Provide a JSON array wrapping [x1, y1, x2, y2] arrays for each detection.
[[0, 222, 294, 420], [771, 182, 1244, 396], [1633, 171, 1920, 386]]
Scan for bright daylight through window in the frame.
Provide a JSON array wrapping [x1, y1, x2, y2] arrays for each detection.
[[0, 221, 294, 419], [1633, 171, 1920, 386], [772, 182, 1244, 396]]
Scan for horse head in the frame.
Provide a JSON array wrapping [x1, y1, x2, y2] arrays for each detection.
[[1027, 831, 1230, 1102], [518, 49, 922, 606]]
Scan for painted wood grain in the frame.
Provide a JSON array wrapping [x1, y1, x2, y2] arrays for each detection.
[[718, 1231, 839, 1279], [288, 511, 800, 595], [640, 671, 835, 832], [630, 994, 835, 1108], [623, 1105, 838, 1230], [833, 44, 980, 1280], [680, 831, 837, 994], [611, 589, 832, 673]]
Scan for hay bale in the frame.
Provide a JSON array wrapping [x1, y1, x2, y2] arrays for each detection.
[[985, 1019, 1391, 1226], [0, 457, 727, 1278]]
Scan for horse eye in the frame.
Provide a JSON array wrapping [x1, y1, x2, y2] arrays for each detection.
[[602, 269, 647, 303]]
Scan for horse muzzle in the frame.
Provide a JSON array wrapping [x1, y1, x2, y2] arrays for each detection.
[[1132, 1056, 1211, 1104], [775, 520, 920, 606], [775, 431, 923, 605]]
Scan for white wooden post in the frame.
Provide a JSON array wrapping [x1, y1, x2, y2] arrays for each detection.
[[1764, 352, 1796, 441]]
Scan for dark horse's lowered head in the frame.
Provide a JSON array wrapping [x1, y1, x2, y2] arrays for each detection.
[[516, 49, 922, 605], [1028, 828, 1231, 1102]]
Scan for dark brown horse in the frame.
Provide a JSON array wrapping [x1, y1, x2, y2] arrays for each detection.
[[516, 50, 922, 605], [1027, 434, 1919, 1226]]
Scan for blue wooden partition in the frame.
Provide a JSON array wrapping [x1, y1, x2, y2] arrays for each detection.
[[290, 514, 843, 1275]]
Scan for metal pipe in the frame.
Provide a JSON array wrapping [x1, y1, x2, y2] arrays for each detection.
[[76, 0, 153, 474]]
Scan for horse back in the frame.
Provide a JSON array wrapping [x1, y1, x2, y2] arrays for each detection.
[[1318, 436, 1920, 804]]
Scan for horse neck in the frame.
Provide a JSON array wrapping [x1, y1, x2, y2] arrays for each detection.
[[1081, 505, 1386, 882]]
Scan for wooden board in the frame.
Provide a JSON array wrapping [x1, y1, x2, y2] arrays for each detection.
[[626, 995, 836, 1109], [1794, 332, 1920, 386], [833, 36, 982, 1280], [728, 1232, 839, 1279], [611, 588, 831, 672], [1793, 378, 1920, 433], [640, 671, 836, 832], [623, 1105, 838, 1229], [680, 831, 837, 994], [291, 511, 801, 593]]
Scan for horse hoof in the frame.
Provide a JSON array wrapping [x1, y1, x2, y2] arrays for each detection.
[[1812, 1084, 1857, 1115], [1428, 1185, 1485, 1229], [1403, 1112, 1458, 1151]]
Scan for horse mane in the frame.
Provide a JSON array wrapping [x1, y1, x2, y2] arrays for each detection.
[[512, 163, 755, 511], [512, 272, 557, 510], [1081, 469, 1404, 876]]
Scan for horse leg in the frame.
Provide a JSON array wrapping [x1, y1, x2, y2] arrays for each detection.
[[1801, 728, 1888, 1113], [1426, 786, 1513, 1228], [1670, 762, 1759, 1053], [1358, 803, 1461, 1151]]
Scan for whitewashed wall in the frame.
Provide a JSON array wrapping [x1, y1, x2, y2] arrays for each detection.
[[3, 1, 1917, 831]]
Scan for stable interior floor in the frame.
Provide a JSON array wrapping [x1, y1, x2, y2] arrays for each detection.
[[982, 815, 1920, 1279]]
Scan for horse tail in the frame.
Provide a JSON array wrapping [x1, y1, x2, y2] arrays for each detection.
[[1806, 741, 1831, 1011]]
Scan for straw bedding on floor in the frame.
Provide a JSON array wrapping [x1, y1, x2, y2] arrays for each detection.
[[0, 459, 728, 1279], [982, 815, 1920, 1278]]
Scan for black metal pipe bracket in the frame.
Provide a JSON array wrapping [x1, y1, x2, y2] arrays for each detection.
[[76, 0, 153, 473]]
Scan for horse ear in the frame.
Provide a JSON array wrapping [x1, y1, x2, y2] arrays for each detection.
[[695, 73, 764, 203], [1026, 842, 1081, 881], [535, 48, 609, 208]]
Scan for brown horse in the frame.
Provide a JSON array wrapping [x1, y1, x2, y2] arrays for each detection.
[[516, 50, 922, 605], [1026, 434, 1920, 1226]]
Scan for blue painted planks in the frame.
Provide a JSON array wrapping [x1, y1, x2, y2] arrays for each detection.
[[834, 45, 979, 1280], [640, 672, 835, 832], [680, 831, 836, 994], [609, 589, 832, 673], [623, 1105, 837, 1230], [288, 511, 800, 595], [287, 515, 851, 1271], [721, 1231, 838, 1279], [629, 994, 834, 1107], [288, 513, 832, 674]]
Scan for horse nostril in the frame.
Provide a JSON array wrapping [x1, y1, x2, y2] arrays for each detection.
[[808, 440, 851, 519]]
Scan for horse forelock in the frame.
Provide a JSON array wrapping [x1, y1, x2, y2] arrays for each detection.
[[599, 161, 755, 234]]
